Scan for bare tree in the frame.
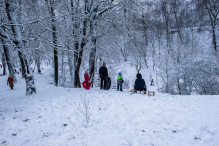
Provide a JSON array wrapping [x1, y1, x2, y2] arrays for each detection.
[[0, 37, 16, 80], [5, 0, 36, 95], [88, 0, 118, 86], [195, 0, 219, 52], [46, 0, 59, 86]]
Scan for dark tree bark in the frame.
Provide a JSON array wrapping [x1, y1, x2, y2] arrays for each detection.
[[1, 52, 7, 75], [52, 3, 58, 87], [67, 45, 74, 88], [89, 20, 97, 86], [0, 37, 16, 81], [46, 0, 59, 86], [71, 0, 81, 88]]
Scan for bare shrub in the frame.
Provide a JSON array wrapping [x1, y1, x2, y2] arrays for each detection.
[[78, 94, 91, 123]]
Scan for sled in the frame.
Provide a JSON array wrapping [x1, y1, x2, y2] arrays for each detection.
[[105, 76, 111, 90], [148, 91, 155, 96], [130, 89, 147, 95], [82, 81, 91, 89], [0, 74, 5, 76]]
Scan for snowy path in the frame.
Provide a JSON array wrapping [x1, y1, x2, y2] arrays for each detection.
[[0, 71, 219, 146]]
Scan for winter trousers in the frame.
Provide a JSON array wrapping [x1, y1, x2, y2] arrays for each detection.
[[100, 78, 107, 89], [85, 81, 90, 90], [117, 84, 123, 91]]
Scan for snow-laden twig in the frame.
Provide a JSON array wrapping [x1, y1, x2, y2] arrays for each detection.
[[78, 94, 91, 123]]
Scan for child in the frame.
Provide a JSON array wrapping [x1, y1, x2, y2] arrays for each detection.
[[84, 71, 90, 90], [117, 72, 124, 91], [7, 75, 15, 90], [150, 79, 154, 86]]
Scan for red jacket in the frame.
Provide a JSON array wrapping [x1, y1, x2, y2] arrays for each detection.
[[84, 73, 89, 82], [7, 76, 14, 88]]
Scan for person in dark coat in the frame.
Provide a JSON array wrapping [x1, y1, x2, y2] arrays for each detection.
[[134, 73, 147, 91], [7, 75, 15, 90], [84, 71, 90, 90], [150, 79, 154, 86], [99, 62, 108, 89]]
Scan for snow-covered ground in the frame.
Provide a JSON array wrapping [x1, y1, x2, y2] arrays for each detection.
[[0, 65, 219, 146]]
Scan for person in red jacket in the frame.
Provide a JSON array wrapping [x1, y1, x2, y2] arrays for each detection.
[[7, 75, 15, 90], [84, 71, 90, 90]]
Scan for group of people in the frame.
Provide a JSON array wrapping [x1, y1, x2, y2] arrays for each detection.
[[6, 62, 148, 91], [117, 72, 147, 92], [83, 62, 148, 92], [83, 62, 108, 90]]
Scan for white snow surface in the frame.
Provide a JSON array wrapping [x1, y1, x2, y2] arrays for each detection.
[[0, 65, 219, 146]]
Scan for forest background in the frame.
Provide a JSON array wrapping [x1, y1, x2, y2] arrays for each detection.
[[0, 0, 219, 95]]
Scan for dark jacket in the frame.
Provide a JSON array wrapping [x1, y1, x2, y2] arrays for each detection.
[[99, 66, 108, 79], [135, 73, 146, 91]]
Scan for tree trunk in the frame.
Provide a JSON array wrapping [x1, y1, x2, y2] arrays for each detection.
[[89, 20, 97, 87], [46, 0, 59, 86], [144, 30, 148, 68], [68, 45, 74, 88], [36, 50, 41, 73], [177, 78, 181, 95], [73, 41, 82, 88], [74, 64, 81, 88], [71, 0, 82, 88], [73, 40, 82, 88], [61, 51, 64, 78], [5, 0, 36, 95], [74, 17, 88, 88], [1, 52, 7, 75], [37, 58, 41, 73], [51, 2, 59, 87], [172, 3, 183, 43], [212, 25, 217, 52], [1, 37, 16, 80], [17, 50, 26, 78]]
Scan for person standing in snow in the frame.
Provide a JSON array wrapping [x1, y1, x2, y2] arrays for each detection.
[[7, 75, 15, 90], [117, 72, 124, 91], [150, 79, 154, 86], [84, 70, 90, 90], [99, 62, 108, 90], [134, 73, 147, 92]]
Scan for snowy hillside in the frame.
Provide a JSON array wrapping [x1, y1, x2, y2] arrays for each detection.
[[0, 65, 219, 146]]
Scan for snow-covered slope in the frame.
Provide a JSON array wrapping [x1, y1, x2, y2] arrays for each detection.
[[0, 65, 219, 146]]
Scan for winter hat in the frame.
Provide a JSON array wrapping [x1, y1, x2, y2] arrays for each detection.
[[103, 62, 106, 66], [119, 72, 122, 75]]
